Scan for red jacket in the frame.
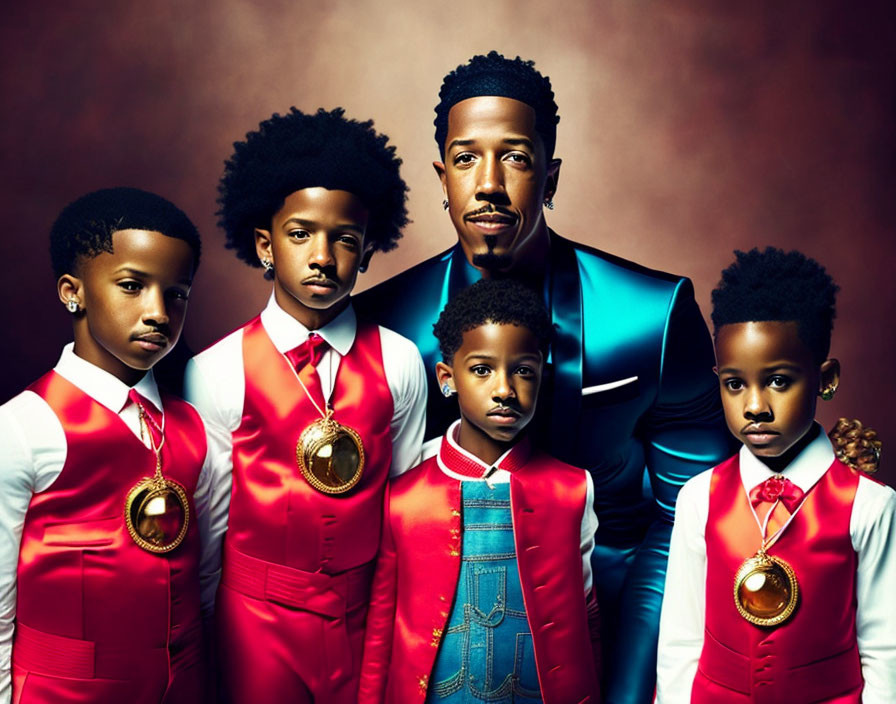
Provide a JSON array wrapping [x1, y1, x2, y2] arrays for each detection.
[[359, 434, 600, 703]]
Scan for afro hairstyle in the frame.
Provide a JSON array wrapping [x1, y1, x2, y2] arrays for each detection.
[[433, 278, 553, 363], [434, 51, 560, 160], [49, 187, 201, 279], [711, 247, 839, 364], [217, 107, 409, 267]]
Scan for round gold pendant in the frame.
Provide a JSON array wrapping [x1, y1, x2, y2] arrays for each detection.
[[125, 476, 190, 553], [733, 550, 799, 626], [296, 417, 365, 494]]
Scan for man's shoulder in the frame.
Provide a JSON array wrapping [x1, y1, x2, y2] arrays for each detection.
[[562, 235, 689, 292], [354, 248, 454, 313]]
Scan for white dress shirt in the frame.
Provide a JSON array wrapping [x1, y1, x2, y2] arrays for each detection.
[[437, 419, 599, 595], [0, 345, 220, 704], [183, 296, 428, 610], [656, 427, 896, 703]]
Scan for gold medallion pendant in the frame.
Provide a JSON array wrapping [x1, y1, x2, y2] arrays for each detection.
[[733, 548, 799, 626], [124, 397, 189, 553], [125, 474, 190, 553], [297, 414, 365, 494]]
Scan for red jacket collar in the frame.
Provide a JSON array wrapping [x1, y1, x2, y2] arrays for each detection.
[[437, 422, 533, 479]]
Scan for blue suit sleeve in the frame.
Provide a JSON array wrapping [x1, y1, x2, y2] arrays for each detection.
[[606, 279, 734, 704]]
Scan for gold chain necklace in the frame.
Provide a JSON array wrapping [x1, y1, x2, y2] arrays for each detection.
[[124, 401, 190, 553]]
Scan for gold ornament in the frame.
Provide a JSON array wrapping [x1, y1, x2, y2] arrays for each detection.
[[734, 547, 799, 626], [124, 403, 189, 553], [296, 412, 365, 494], [125, 473, 190, 553]]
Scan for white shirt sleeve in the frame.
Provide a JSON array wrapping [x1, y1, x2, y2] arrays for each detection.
[[656, 469, 712, 704], [0, 392, 67, 704], [379, 326, 427, 477], [581, 471, 598, 595], [188, 416, 234, 621], [183, 333, 243, 619], [852, 476, 896, 703]]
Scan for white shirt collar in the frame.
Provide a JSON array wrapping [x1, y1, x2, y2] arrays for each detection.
[[259, 293, 356, 356], [739, 423, 835, 493], [54, 343, 162, 414]]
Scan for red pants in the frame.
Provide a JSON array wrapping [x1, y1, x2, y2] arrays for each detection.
[[12, 622, 202, 704], [216, 547, 372, 703]]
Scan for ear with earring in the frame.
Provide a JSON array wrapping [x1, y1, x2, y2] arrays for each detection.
[[442, 200, 449, 211], [543, 198, 555, 210], [66, 299, 80, 314], [261, 258, 274, 281], [441, 383, 455, 398], [820, 386, 837, 401]]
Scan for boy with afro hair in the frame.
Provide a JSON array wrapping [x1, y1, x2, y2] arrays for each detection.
[[185, 107, 426, 703], [0, 187, 218, 703], [656, 248, 896, 702], [360, 279, 601, 703]]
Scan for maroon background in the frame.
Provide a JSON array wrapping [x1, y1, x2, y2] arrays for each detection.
[[1, 1, 893, 485]]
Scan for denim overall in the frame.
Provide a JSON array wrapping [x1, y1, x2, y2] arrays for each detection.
[[427, 482, 542, 703]]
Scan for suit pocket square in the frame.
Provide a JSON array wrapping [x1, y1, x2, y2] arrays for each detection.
[[581, 376, 640, 405]]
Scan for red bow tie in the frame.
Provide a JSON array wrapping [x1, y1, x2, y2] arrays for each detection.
[[285, 333, 329, 372], [749, 475, 805, 513]]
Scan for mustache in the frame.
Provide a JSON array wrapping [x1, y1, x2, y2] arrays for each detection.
[[302, 274, 341, 285], [132, 328, 170, 343], [463, 204, 516, 220], [487, 400, 522, 416]]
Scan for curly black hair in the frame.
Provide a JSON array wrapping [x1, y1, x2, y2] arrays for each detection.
[[711, 247, 839, 363], [434, 51, 560, 160], [433, 279, 553, 362], [217, 107, 409, 267], [50, 187, 201, 278]]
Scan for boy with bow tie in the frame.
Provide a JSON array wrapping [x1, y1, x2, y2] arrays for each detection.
[[656, 248, 896, 702]]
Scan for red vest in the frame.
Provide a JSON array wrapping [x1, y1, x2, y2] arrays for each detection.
[[226, 317, 394, 573], [360, 437, 600, 704], [695, 455, 863, 703], [14, 371, 205, 686]]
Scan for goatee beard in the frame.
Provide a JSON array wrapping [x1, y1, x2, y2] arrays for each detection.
[[472, 252, 514, 271]]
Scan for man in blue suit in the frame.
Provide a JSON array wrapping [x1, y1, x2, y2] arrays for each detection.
[[354, 51, 734, 703]]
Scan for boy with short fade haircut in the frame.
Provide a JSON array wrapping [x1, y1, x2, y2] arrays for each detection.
[[656, 248, 896, 702], [360, 279, 601, 704], [354, 51, 734, 702], [185, 107, 426, 703], [0, 187, 217, 703]]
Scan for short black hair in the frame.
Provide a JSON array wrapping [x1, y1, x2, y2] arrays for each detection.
[[50, 187, 201, 278], [711, 247, 839, 363], [433, 279, 553, 362], [434, 51, 560, 160], [217, 107, 409, 267]]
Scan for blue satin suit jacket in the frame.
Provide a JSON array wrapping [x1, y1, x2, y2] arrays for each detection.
[[354, 232, 734, 703]]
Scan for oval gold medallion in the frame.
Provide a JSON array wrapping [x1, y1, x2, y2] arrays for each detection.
[[734, 550, 798, 626], [296, 417, 365, 494], [125, 476, 190, 553]]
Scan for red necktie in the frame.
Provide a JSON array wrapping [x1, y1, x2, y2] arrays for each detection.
[[127, 389, 163, 448], [284, 333, 329, 408], [749, 475, 805, 535]]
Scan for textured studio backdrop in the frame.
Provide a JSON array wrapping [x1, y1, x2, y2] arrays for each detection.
[[1, 0, 893, 484]]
